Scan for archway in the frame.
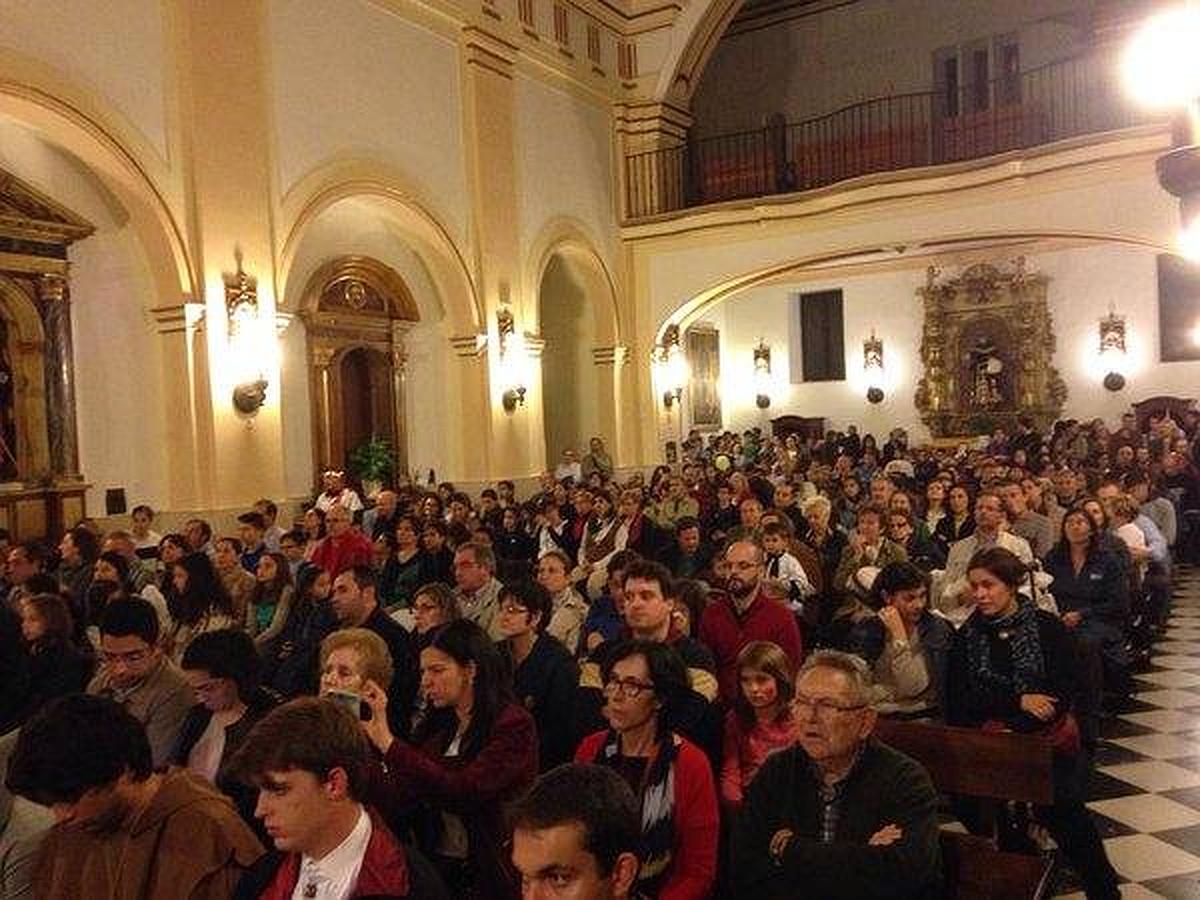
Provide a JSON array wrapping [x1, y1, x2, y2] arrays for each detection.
[[539, 254, 600, 466], [300, 256, 419, 480]]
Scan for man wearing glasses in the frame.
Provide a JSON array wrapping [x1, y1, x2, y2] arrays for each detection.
[[86, 598, 193, 766], [732, 650, 941, 899]]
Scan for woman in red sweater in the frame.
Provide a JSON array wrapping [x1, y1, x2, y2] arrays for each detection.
[[575, 639, 718, 900], [360, 619, 537, 898], [719, 640, 796, 808]]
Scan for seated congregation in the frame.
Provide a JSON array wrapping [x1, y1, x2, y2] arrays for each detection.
[[2, 411, 1196, 900]]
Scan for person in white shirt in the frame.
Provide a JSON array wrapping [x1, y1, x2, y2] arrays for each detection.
[[314, 472, 364, 516], [553, 448, 583, 485], [230, 696, 439, 898]]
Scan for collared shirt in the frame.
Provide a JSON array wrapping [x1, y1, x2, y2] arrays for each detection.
[[810, 745, 866, 844], [293, 806, 372, 900]]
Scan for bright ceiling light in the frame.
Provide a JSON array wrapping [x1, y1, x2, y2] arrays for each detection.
[[1123, 6, 1200, 109], [1180, 219, 1200, 262]]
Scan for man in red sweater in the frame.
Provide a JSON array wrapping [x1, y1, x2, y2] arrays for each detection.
[[310, 503, 374, 578], [698, 540, 803, 705]]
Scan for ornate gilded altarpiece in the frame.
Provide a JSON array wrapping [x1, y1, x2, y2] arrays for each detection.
[[915, 259, 1067, 437]]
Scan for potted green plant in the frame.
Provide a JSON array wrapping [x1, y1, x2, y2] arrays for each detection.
[[347, 436, 395, 500]]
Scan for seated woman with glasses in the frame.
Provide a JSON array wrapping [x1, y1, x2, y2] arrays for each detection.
[[358, 618, 537, 899], [575, 639, 718, 900], [947, 546, 1119, 900]]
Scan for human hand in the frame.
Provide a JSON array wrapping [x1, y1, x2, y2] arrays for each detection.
[[359, 678, 396, 754], [1061, 611, 1082, 629], [1020, 693, 1057, 721], [957, 584, 976, 609], [869, 823, 903, 846], [849, 530, 864, 555], [878, 606, 907, 643]]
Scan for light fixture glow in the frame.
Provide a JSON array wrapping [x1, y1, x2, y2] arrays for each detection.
[[1123, 6, 1200, 109], [753, 340, 772, 409]]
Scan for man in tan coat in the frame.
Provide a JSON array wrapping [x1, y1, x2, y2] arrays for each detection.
[[4, 694, 263, 899]]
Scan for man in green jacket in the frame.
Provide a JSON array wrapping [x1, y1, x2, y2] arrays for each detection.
[[732, 650, 941, 899]]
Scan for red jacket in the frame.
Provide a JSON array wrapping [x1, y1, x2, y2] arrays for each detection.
[[698, 586, 803, 705], [311, 530, 375, 577], [576, 730, 718, 900], [254, 809, 410, 899]]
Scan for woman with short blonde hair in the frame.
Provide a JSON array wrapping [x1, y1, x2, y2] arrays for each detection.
[[319, 627, 394, 695]]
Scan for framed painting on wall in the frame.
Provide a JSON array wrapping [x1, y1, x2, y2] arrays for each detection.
[[1159, 254, 1200, 362], [686, 325, 722, 430]]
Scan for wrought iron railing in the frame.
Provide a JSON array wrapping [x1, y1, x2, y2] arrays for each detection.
[[624, 49, 1163, 220]]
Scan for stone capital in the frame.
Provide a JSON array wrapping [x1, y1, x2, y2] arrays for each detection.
[[36, 273, 68, 304]]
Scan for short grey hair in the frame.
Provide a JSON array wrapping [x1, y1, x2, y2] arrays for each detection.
[[456, 540, 496, 573], [799, 650, 873, 706]]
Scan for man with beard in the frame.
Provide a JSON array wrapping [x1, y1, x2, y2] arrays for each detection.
[[731, 651, 940, 899], [4, 694, 263, 898], [698, 540, 803, 705]]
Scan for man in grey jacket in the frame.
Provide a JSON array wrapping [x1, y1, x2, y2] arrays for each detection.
[[0, 729, 52, 899]]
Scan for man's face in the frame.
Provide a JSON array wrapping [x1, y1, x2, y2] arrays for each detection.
[[1052, 471, 1077, 499], [185, 520, 207, 550], [58, 533, 79, 565], [7, 548, 39, 585], [214, 540, 239, 570], [774, 484, 794, 508], [449, 500, 469, 523], [330, 573, 370, 624], [280, 537, 304, 562], [573, 493, 593, 518], [239, 523, 263, 549], [793, 667, 874, 766], [512, 821, 633, 900], [51, 778, 131, 833], [100, 633, 160, 690], [326, 508, 351, 536], [1000, 484, 1027, 516], [677, 526, 700, 554], [617, 495, 639, 519], [622, 577, 671, 635], [856, 512, 882, 543], [454, 550, 490, 592], [255, 768, 340, 854], [725, 542, 762, 598], [886, 515, 912, 545], [869, 479, 893, 506], [739, 499, 762, 528], [975, 496, 1004, 531], [886, 585, 927, 628]]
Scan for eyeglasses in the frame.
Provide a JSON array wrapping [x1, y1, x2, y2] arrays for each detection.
[[602, 677, 655, 699], [790, 695, 868, 719], [499, 602, 529, 615]]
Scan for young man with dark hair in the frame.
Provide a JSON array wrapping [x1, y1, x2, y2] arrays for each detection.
[[510, 763, 641, 900], [5, 694, 263, 898], [253, 499, 284, 553], [238, 512, 269, 573], [230, 697, 448, 899], [86, 598, 194, 766]]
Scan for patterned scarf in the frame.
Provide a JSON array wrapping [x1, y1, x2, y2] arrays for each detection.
[[966, 598, 1046, 696], [597, 729, 679, 894]]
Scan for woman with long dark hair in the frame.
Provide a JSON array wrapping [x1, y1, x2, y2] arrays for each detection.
[[165, 552, 236, 663], [575, 639, 719, 900], [12, 592, 94, 726], [360, 618, 537, 898], [934, 482, 975, 552], [948, 547, 1118, 900], [261, 563, 335, 698], [379, 515, 426, 608], [245, 551, 294, 649]]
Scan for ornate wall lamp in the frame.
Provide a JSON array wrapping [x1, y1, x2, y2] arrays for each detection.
[[753, 340, 772, 409], [497, 305, 527, 412], [863, 331, 885, 404], [1099, 311, 1128, 391], [654, 324, 688, 409], [225, 263, 268, 415]]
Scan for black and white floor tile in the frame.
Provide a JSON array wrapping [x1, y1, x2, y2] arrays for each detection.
[[1058, 567, 1200, 899]]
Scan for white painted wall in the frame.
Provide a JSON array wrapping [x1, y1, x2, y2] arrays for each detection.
[[0, 125, 168, 512], [692, 0, 1097, 137], [0, 0, 169, 158], [266, 0, 470, 245], [540, 254, 601, 461]]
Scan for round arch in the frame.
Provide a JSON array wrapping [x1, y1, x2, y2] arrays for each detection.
[[526, 219, 622, 346], [0, 62, 197, 302], [0, 276, 50, 482], [652, 0, 748, 106]]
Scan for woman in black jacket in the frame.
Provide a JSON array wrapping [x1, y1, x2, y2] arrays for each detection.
[[14, 592, 94, 724], [948, 547, 1118, 900]]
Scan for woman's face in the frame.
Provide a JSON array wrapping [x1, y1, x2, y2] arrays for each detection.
[[536, 556, 570, 594], [422, 497, 439, 518], [739, 668, 780, 710], [422, 527, 444, 551], [320, 646, 367, 694], [420, 646, 474, 710], [926, 481, 945, 505], [94, 558, 120, 583], [311, 570, 332, 600], [413, 591, 446, 634], [160, 541, 185, 565], [185, 669, 241, 713], [498, 595, 538, 640], [968, 567, 1018, 618], [601, 653, 660, 735], [372, 536, 391, 566], [256, 554, 278, 583], [949, 487, 969, 513], [214, 540, 238, 570], [803, 504, 829, 533], [1083, 501, 1105, 530], [395, 520, 417, 548], [1063, 511, 1093, 546], [593, 496, 612, 519], [172, 564, 189, 594], [19, 600, 45, 642], [303, 509, 321, 534]]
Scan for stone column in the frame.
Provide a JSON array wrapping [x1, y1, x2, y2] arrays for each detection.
[[36, 273, 81, 481], [311, 344, 336, 476]]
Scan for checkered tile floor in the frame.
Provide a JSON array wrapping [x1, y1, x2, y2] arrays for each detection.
[[1057, 567, 1200, 899]]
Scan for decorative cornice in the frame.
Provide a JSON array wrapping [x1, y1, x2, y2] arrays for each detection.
[[451, 333, 489, 357], [150, 302, 206, 335], [592, 344, 629, 365], [524, 333, 546, 358], [0, 167, 95, 247], [462, 25, 519, 78]]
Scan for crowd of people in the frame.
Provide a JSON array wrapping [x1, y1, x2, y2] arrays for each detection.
[[1, 412, 1197, 899]]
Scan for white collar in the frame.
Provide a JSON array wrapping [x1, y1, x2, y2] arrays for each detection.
[[299, 806, 371, 885]]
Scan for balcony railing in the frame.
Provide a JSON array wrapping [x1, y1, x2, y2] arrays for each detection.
[[624, 50, 1163, 220]]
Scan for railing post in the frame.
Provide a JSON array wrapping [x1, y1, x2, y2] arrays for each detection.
[[615, 102, 693, 218]]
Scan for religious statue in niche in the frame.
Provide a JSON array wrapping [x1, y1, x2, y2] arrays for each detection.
[[915, 259, 1066, 437]]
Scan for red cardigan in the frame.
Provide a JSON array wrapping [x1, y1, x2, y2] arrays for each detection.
[[698, 587, 803, 705], [576, 730, 718, 900]]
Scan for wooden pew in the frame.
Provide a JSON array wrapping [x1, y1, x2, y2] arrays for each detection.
[[873, 718, 1056, 899]]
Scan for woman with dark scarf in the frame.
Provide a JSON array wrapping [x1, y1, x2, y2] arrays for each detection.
[[379, 515, 427, 608], [574, 488, 625, 599], [948, 547, 1118, 900], [261, 563, 335, 697], [575, 639, 718, 900]]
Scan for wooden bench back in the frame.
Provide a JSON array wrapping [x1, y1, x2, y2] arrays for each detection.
[[874, 718, 1055, 805], [939, 831, 1053, 899]]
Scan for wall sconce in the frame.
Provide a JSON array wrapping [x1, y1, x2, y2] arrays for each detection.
[[1099, 311, 1128, 392], [225, 260, 268, 415], [655, 324, 687, 408], [863, 330, 885, 404], [753, 340, 772, 409], [497, 305, 527, 412]]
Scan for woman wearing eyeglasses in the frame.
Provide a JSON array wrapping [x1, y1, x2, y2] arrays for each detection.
[[947, 546, 1119, 900], [575, 639, 718, 900]]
